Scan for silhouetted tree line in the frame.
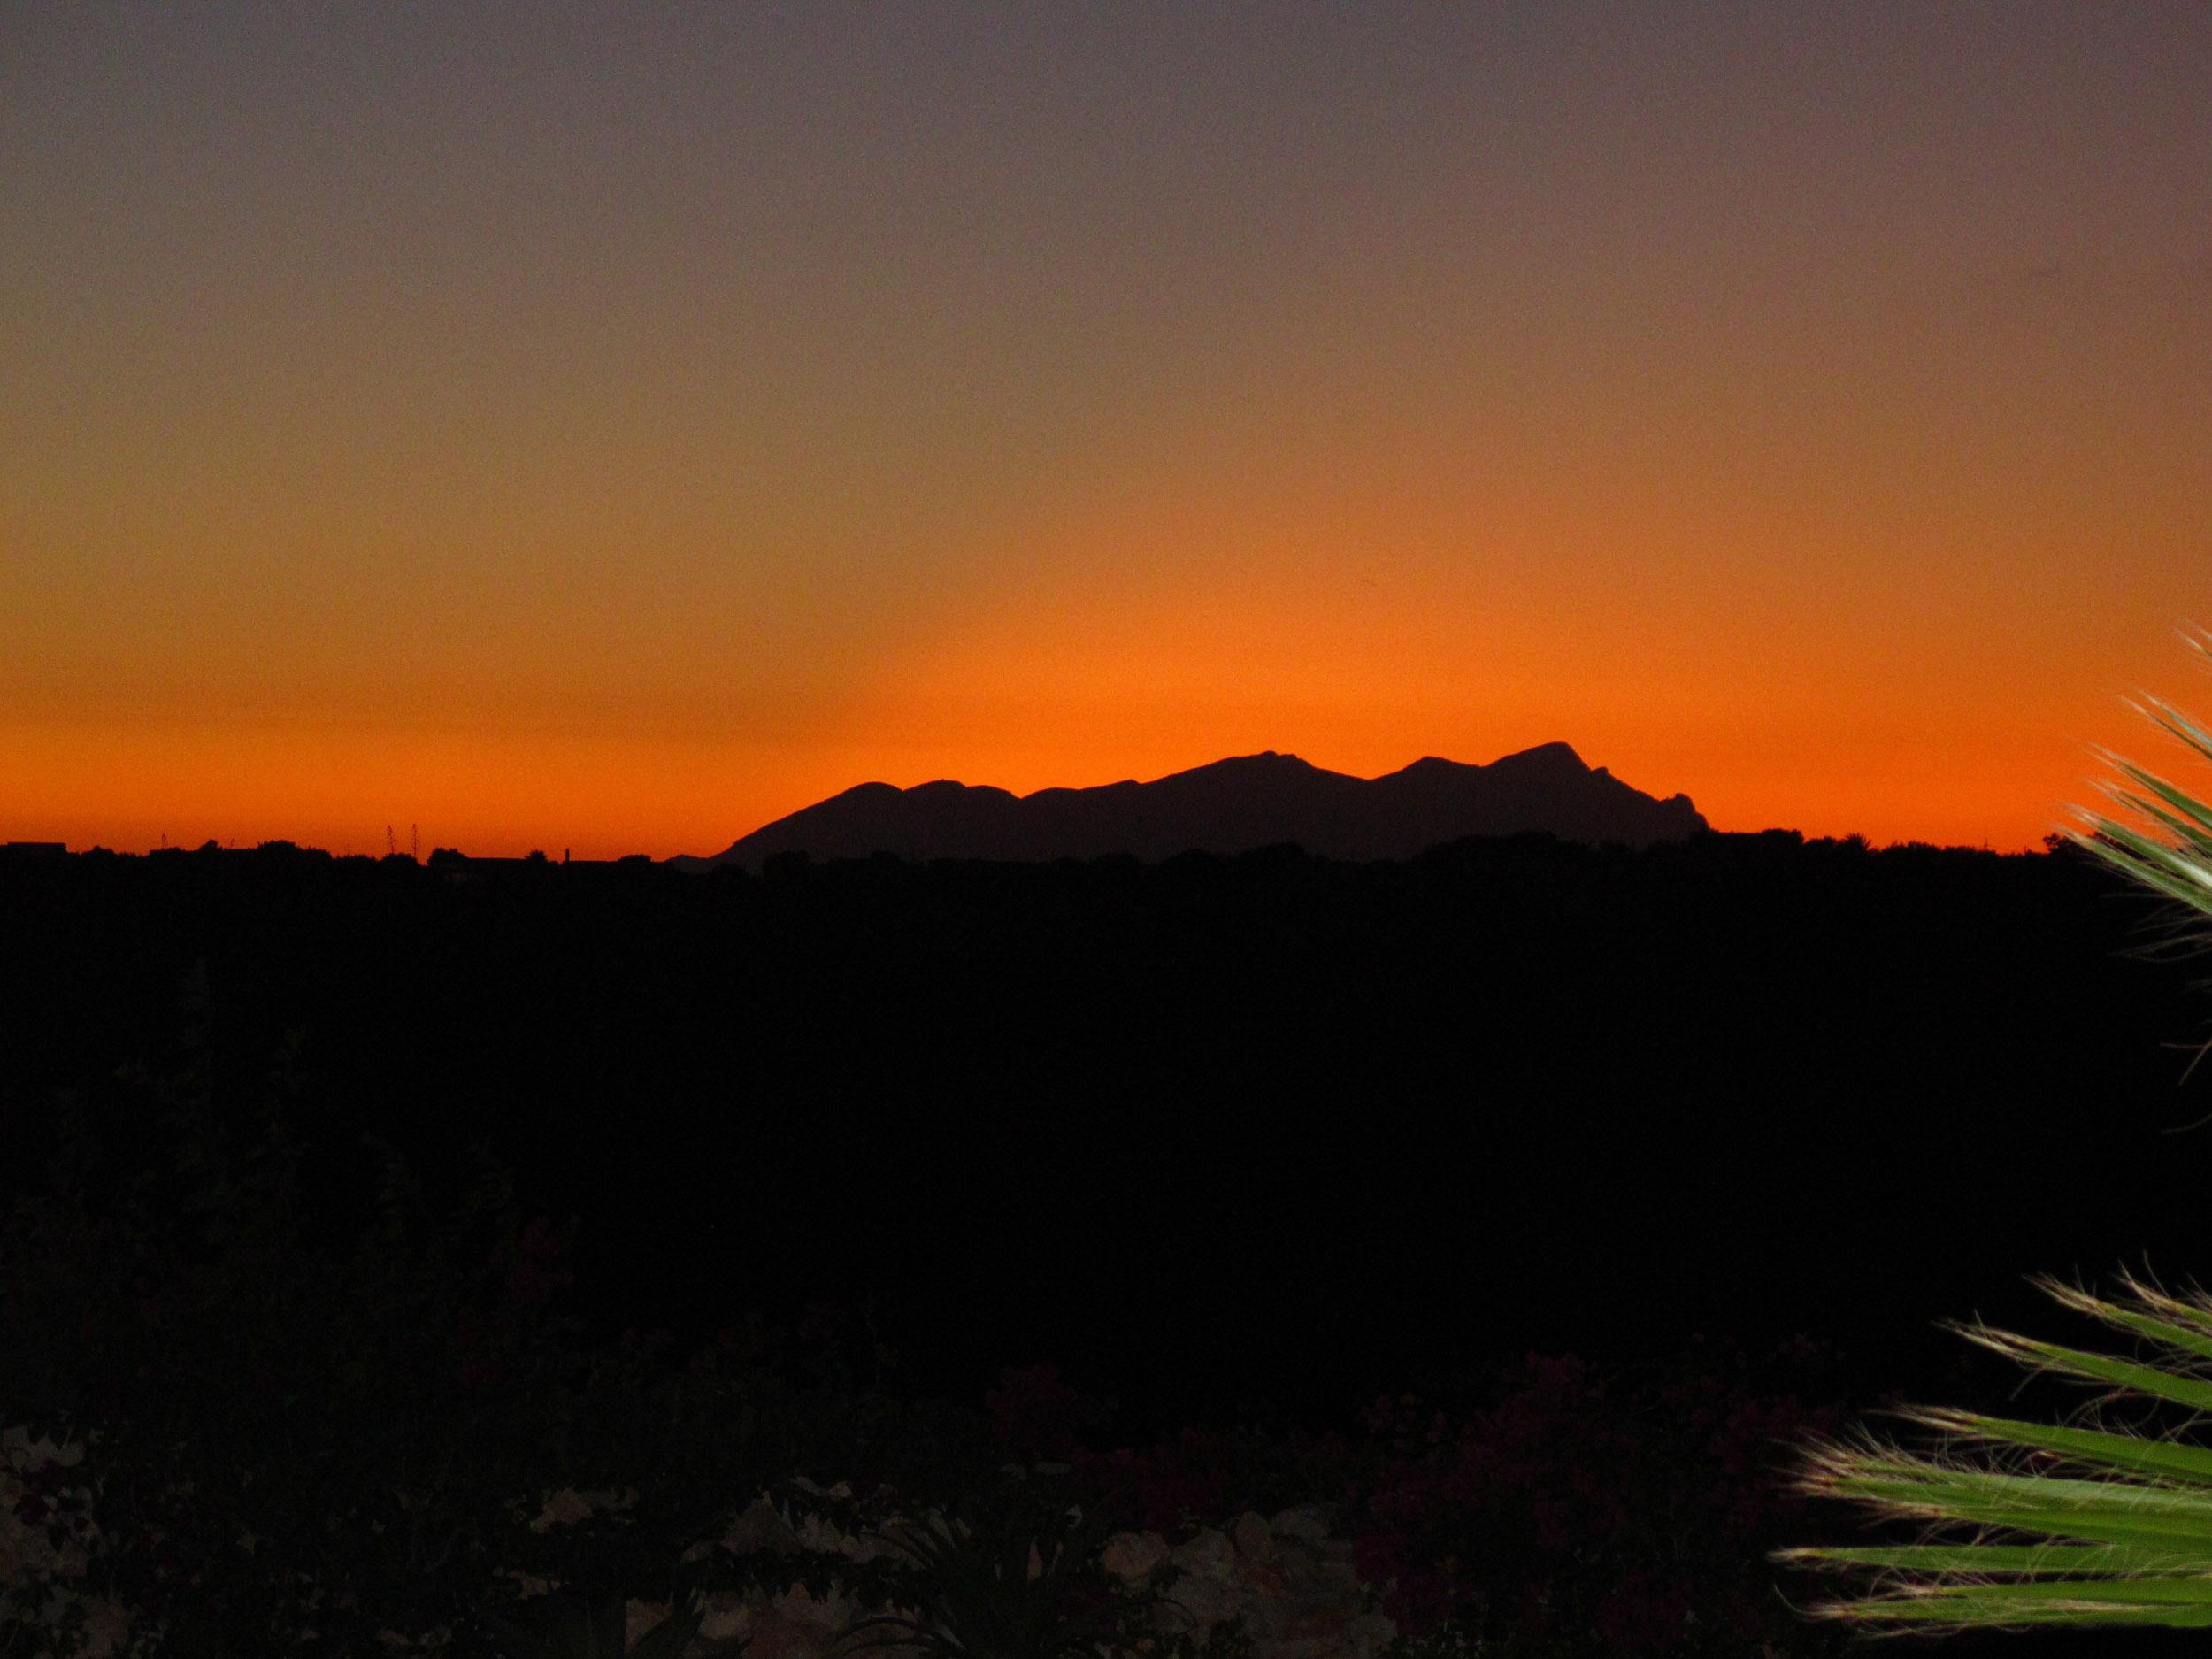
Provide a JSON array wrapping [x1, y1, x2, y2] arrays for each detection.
[[2, 830, 2201, 1433]]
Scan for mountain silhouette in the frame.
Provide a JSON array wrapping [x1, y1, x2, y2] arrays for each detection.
[[679, 743, 1707, 868]]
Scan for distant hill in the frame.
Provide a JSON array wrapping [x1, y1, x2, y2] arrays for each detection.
[[678, 742, 1708, 868]]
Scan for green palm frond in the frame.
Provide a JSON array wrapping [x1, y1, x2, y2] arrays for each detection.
[[2062, 623, 2212, 1092], [2062, 623, 2212, 933], [1772, 630, 2212, 1634], [1773, 1269, 2212, 1633]]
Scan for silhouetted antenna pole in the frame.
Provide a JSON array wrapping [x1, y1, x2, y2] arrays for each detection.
[[411, 823, 419, 861]]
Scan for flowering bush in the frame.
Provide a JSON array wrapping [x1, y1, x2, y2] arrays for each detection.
[[984, 1363, 1371, 1547], [0, 1025, 1018, 1656], [983, 1363, 1123, 1467], [1336, 1340, 1857, 1659], [4, 998, 1874, 1659], [1, 1424, 148, 1658], [745, 1465, 1262, 1659]]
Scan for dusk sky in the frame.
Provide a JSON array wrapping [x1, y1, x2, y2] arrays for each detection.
[[5, 3, 2207, 857]]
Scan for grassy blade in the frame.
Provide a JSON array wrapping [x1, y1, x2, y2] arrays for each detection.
[[2074, 813, 2212, 896], [1839, 1589, 2212, 1628], [1773, 1540, 2204, 1576], [1897, 1406, 2212, 1485], [2036, 1271, 2212, 1356], [1943, 1322, 2212, 1415], [2139, 696, 2212, 768], [2101, 765, 2212, 849]]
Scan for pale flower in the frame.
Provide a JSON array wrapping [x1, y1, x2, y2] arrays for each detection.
[[3, 1425, 86, 1472], [698, 1594, 749, 1640], [496, 1567, 559, 1599], [529, 1488, 596, 1532], [78, 1596, 133, 1659], [627, 1599, 673, 1647]]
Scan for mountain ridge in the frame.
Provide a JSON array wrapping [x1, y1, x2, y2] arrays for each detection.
[[678, 742, 1707, 868]]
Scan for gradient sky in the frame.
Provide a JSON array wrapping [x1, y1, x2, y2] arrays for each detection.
[[5, 3, 2207, 856]]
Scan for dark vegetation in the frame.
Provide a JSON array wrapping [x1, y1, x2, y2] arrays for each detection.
[[4, 830, 2207, 1654], [6, 830, 2200, 1425]]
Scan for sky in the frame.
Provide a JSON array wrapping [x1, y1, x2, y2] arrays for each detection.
[[4, 3, 2208, 857]]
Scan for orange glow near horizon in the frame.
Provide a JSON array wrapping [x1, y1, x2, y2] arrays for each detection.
[[15, 504, 2206, 859], [8, 438, 2206, 857], [4, 8, 2207, 858], [5, 695, 2185, 860]]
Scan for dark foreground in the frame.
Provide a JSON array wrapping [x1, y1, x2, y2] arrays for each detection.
[[7, 832, 2212, 1654], [6, 831, 2204, 1429]]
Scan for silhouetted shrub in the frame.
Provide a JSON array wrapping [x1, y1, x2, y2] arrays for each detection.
[[1335, 1342, 1855, 1659], [0, 1020, 1017, 1655]]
